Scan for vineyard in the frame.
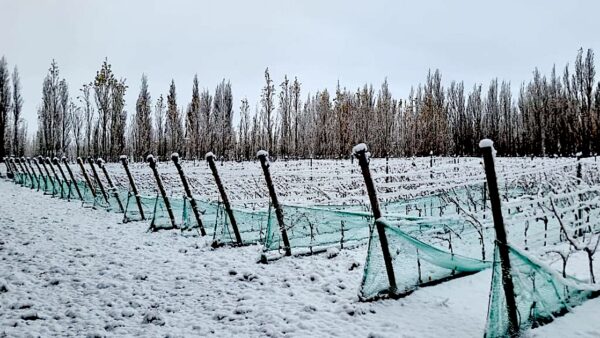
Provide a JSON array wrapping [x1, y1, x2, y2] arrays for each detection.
[[2, 142, 600, 337]]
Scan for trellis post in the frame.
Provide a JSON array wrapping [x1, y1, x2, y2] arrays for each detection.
[[148, 155, 176, 230], [88, 157, 109, 205], [63, 157, 83, 200], [120, 155, 145, 220], [3, 157, 13, 178], [77, 157, 96, 198], [257, 150, 291, 256], [480, 139, 519, 337], [206, 152, 241, 245], [53, 157, 71, 199], [45, 157, 62, 197], [17, 158, 33, 188], [353, 143, 397, 295], [25, 157, 40, 191], [97, 158, 125, 213], [171, 153, 206, 235], [33, 157, 48, 191]]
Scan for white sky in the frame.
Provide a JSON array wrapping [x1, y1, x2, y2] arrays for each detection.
[[1, 0, 598, 133]]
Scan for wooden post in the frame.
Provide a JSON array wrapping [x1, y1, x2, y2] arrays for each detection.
[[171, 153, 205, 235], [63, 157, 83, 200], [11, 157, 22, 178], [97, 158, 125, 213], [353, 143, 397, 294], [53, 157, 71, 199], [46, 157, 63, 196], [148, 155, 176, 230], [77, 157, 96, 198], [206, 152, 241, 244], [17, 158, 34, 188], [25, 157, 40, 191], [3, 157, 14, 178], [257, 150, 291, 256], [42, 157, 62, 196], [576, 155, 583, 235], [480, 139, 519, 337], [120, 155, 145, 220], [33, 157, 47, 191], [88, 157, 109, 204]]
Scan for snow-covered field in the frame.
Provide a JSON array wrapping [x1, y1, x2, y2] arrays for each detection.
[[2, 157, 600, 337]]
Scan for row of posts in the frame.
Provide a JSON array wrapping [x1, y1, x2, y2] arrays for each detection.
[[3, 150, 290, 253], [5, 142, 521, 334]]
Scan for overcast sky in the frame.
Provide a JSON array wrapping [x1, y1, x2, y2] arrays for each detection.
[[2, 0, 598, 133]]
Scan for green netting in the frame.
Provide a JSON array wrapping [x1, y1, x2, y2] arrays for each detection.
[[13, 172, 26, 186], [263, 205, 378, 255], [208, 201, 270, 246], [90, 187, 127, 213], [359, 218, 491, 300], [77, 181, 97, 205], [484, 244, 600, 337], [149, 195, 202, 234], [122, 193, 159, 223]]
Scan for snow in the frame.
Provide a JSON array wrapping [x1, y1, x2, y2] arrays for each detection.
[[146, 154, 154, 162], [0, 179, 495, 336], [352, 143, 368, 155], [119, 155, 128, 161], [256, 150, 269, 158], [3, 160, 600, 337], [171, 153, 179, 160], [205, 152, 215, 160], [479, 139, 494, 148]]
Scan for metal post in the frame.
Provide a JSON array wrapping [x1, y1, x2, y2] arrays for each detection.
[[120, 155, 145, 220], [171, 153, 205, 235], [97, 158, 125, 213], [206, 152, 241, 244], [353, 144, 397, 294], [480, 139, 519, 337], [46, 157, 63, 197], [63, 157, 83, 200], [77, 157, 96, 198], [257, 151, 291, 256], [53, 157, 72, 200], [25, 157, 40, 190], [148, 155, 176, 230], [88, 157, 109, 204]]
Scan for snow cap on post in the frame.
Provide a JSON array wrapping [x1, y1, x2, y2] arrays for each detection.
[[146, 154, 156, 168], [96, 158, 105, 167], [45, 157, 52, 163], [171, 152, 179, 162], [352, 143, 368, 155], [119, 155, 128, 164], [479, 139, 494, 149], [257, 150, 269, 158], [52, 157, 59, 164], [205, 152, 215, 161]]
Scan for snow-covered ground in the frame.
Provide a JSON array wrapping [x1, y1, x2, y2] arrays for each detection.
[[2, 158, 600, 337]]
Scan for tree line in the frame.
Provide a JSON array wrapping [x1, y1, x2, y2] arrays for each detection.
[[0, 48, 598, 161]]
